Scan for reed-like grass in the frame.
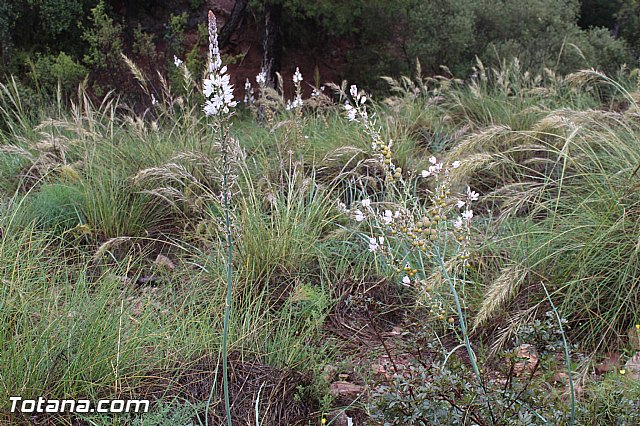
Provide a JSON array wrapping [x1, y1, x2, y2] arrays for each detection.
[[2, 57, 640, 424]]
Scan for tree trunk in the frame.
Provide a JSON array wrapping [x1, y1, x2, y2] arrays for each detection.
[[261, 1, 283, 90], [219, 0, 249, 48]]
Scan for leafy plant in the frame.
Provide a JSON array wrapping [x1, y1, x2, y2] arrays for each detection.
[[28, 52, 88, 95], [82, 0, 124, 71]]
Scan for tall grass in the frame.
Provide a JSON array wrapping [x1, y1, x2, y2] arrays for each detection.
[[2, 52, 640, 424], [442, 68, 640, 351]]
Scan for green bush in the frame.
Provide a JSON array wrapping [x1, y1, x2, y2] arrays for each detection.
[[34, 0, 85, 39], [615, 0, 640, 57], [1, 0, 91, 74], [28, 52, 88, 95], [405, 0, 476, 76], [132, 23, 157, 64], [82, 0, 124, 71], [165, 12, 188, 56], [0, 1, 20, 72], [21, 183, 85, 232], [404, 0, 632, 77]]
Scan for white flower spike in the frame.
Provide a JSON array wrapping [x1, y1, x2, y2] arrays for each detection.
[[293, 67, 303, 84], [202, 10, 237, 117]]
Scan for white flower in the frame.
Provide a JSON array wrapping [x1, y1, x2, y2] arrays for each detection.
[[457, 200, 466, 209], [382, 209, 393, 224], [428, 163, 443, 175], [202, 11, 237, 117], [462, 210, 474, 221], [350, 84, 358, 98], [293, 67, 303, 84], [394, 210, 401, 218], [174, 56, 183, 67], [202, 77, 217, 98], [453, 217, 463, 230], [287, 97, 303, 110], [429, 156, 437, 164], [344, 102, 357, 121], [256, 70, 266, 86], [452, 160, 461, 169], [402, 276, 411, 285], [368, 237, 380, 252], [244, 78, 255, 104], [362, 198, 371, 208], [378, 236, 384, 245], [467, 187, 479, 201], [360, 95, 367, 104], [421, 170, 430, 178], [354, 209, 365, 222]]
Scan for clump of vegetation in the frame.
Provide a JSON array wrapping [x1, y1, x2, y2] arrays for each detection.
[[2, 4, 640, 425]]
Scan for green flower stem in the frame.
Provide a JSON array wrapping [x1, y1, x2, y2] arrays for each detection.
[[433, 250, 479, 378], [542, 282, 575, 426], [433, 247, 495, 425], [205, 125, 233, 426], [221, 129, 233, 426]]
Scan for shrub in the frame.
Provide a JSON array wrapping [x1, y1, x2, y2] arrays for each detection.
[[132, 24, 157, 65], [28, 52, 88, 95], [35, 0, 85, 39], [82, 0, 124, 71], [405, 0, 476, 76], [0, 1, 20, 72], [404, 0, 632, 77], [165, 12, 188, 57], [21, 183, 85, 232]]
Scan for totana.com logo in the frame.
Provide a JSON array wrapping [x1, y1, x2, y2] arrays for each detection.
[[9, 397, 150, 413]]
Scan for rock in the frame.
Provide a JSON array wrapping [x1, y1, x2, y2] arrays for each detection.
[[154, 254, 175, 270], [624, 351, 640, 379], [329, 381, 364, 399]]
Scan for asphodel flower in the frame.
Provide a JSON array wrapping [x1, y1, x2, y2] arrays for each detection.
[[286, 67, 304, 110], [203, 11, 237, 117]]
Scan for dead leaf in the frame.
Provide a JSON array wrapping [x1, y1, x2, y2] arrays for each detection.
[[594, 352, 620, 375], [513, 344, 538, 376]]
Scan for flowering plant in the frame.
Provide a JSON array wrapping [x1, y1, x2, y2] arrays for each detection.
[[202, 11, 237, 118], [286, 67, 304, 111], [346, 141, 483, 385], [343, 85, 402, 182], [201, 11, 238, 426]]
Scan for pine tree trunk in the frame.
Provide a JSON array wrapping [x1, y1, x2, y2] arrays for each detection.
[[261, 1, 283, 90], [219, 0, 249, 48]]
